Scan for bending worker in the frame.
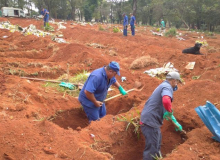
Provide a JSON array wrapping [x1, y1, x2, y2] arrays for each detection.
[[41, 8, 49, 27], [140, 71, 182, 160], [78, 61, 127, 123]]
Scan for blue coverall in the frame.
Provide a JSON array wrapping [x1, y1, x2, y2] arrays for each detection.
[[41, 9, 49, 27], [123, 15, 128, 36], [130, 15, 136, 36], [78, 67, 116, 122]]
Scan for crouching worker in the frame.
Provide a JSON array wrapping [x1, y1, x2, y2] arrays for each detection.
[[140, 71, 182, 160], [78, 61, 127, 123]]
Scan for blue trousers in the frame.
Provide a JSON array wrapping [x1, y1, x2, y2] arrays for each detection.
[[141, 125, 162, 160], [130, 25, 135, 36], [123, 25, 127, 36], [44, 15, 49, 27], [82, 103, 106, 123]]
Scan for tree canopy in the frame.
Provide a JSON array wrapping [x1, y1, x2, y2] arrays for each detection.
[[1, 0, 220, 31]]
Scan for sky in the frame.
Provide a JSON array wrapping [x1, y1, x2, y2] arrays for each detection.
[[23, 1, 38, 14]]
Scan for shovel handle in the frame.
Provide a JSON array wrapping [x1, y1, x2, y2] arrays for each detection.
[[104, 88, 135, 102]]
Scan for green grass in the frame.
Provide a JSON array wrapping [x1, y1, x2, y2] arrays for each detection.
[[43, 70, 89, 97], [165, 28, 177, 37], [113, 26, 120, 33], [99, 25, 105, 31], [44, 23, 54, 32], [69, 70, 89, 84], [117, 111, 141, 139], [151, 152, 163, 160]]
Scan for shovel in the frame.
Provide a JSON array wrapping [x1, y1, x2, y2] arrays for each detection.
[[21, 77, 83, 88], [104, 81, 144, 102]]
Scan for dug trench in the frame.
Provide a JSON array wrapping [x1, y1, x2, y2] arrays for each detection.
[[49, 94, 195, 160]]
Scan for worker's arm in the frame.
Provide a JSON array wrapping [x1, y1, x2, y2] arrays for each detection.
[[113, 81, 120, 88], [84, 90, 103, 107], [162, 95, 172, 112], [113, 81, 127, 95]]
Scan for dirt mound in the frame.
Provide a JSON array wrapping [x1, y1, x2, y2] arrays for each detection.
[[130, 55, 158, 69], [49, 43, 110, 71]]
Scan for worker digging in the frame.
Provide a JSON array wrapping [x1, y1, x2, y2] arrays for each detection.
[[78, 61, 127, 123], [140, 71, 183, 160]]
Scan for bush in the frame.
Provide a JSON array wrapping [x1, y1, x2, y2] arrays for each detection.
[[215, 26, 220, 33], [99, 25, 105, 31], [165, 28, 177, 37], [113, 26, 120, 33]]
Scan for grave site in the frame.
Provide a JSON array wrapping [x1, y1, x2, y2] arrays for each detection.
[[0, 17, 220, 160]]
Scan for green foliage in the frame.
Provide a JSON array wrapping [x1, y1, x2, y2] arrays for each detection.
[[195, 40, 208, 47], [151, 152, 163, 160], [44, 23, 54, 32], [69, 70, 89, 84], [192, 75, 201, 80], [113, 26, 120, 33], [99, 25, 105, 31], [205, 31, 215, 36], [117, 110, 141, 139], [43, 70, 89, 97], [15, 0, 220, 32], [165, 28, 177, 37], [84, 3, 93, 21]]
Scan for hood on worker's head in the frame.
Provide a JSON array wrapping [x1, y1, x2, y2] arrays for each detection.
[[166, 71, 182, 83], [109, 61, 120, 76], [122, 13, 125, 16]]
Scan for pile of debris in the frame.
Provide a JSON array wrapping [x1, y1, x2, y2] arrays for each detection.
[[86, 43, 106, 49], [0, 21, 68, 43], [150, 30, 163, 36], [144, 62, 178, 79], [0, 21, 53, 37]]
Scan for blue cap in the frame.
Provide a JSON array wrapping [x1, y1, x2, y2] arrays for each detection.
[[109, 61, 120, 76]]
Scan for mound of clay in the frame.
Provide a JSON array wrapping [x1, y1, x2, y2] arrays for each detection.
[[130, 56, 158, 69]]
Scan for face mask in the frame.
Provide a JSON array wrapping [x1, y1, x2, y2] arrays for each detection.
[[173, 85, 178, 91]]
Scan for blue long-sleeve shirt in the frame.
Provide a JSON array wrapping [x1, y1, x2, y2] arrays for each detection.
[[123, 15, 128, 26], [130, 15, 136, 25]]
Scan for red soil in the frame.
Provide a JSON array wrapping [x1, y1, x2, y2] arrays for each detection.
[[0, 17, 220, 160]]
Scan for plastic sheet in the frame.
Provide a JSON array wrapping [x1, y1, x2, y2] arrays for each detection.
[[195, 101, 220, 142]]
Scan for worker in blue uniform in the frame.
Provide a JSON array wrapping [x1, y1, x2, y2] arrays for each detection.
[[130, 13, 136, 36], [122, 13, 128, 36], [41, 8, 49, 27], [78, 61, 127, 123]]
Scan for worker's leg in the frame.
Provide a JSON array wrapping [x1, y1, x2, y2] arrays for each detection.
[[123, 26, 127, 36], [81, 105, 100, 122], [45, 15, 49, 26], [141, 125, 161, 160], [99, 103, 106, 119], [131, 25, 135, 36]]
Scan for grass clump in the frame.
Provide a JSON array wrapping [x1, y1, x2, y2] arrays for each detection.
[[165, 28, 177, 37], [113, 26, 120, 33], [117, 110, 141, 139], [69, 70, 89, 84], [43, 70, 89, 97], [151, 152, 163, 160], [99, 25, 105, 31], [44, 23, 54, 32]]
